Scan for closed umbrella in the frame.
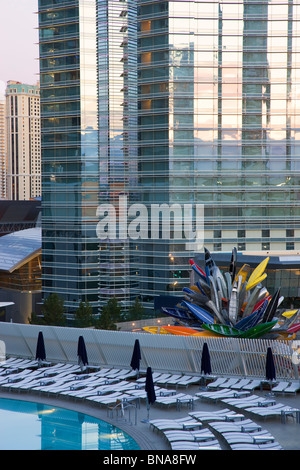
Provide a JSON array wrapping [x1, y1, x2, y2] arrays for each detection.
[[77, 335, 88, 371], [201, 342, 212, 375], [200, 342, 211, 388], [266, 347, 276, 394], [142, 367, 156, 422], [130, 339, 141, 376], [35, 331, 46, 366]]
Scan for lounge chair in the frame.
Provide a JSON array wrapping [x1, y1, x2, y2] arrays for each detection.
[[85, 392, 132, 406], [155, 393, 195, 409], [244, 404, 300, 422], [189, 408, 245, 423], [221, 430, 275, 446], [270, 381, 290, 393], [173, 376, 200, 388], [136, 372, 164, 383], [1, 369, 46, 390], [230, 442, 283, 450], [159, 374, 182, 386], [218, 378, 242, 389], [206, 377, 228, 389], [149, 417, 203, 433], [170, 440, 221, 450], [0, 368, 33, 386], [282, 382, 300, 395], [230, 379, 252, 390], [221, 395, 276, 409], [162, 429, 216, 444], [240, 379, 262, 391], [208, 419, 262, 434], [196, 388, 250, 403]]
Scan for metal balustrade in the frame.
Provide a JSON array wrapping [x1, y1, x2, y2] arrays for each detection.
[[0, 322, 298, 380]]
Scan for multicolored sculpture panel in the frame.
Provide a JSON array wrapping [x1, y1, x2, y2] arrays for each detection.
[[147, 247, 300, 340]]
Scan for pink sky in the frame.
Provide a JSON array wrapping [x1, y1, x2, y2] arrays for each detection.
[[0, 0, 39, 97]]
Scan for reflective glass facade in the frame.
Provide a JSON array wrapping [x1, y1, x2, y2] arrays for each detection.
[[137, 0, 300, 301], [39, 0, 100, 312], [39, 0, 300, 315]]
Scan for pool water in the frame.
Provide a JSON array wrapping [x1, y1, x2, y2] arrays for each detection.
[[0, 398, 140, 450]]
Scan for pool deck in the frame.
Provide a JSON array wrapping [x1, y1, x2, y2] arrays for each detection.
[[0, 379, 299, 452]]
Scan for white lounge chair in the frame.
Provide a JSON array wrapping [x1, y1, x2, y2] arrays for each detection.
[[245, 404, 300, 421], [218, 378, 242, 389], [162, 429, 216, 444], [230, 442, 283, 450], [189, 409, 245, 423], [1, 369, 46, 390], [196, 388, 250, 403], [161, 374, 183, 385], [230, 379, 252, 390], [221, 395, 276, 409], [149, 417, 203, 433], [282, 382, 300, 395], [155, 393, 195, 409], [240, 379, 262, 391], [208, 419, 262, 434], [270, 381, 290, 393], [173, 376, 200, 388], [206, 377, 228, 389], [86, 392, 131, 406], [221, 430, 275, 446], [170, 440, 221, 450]]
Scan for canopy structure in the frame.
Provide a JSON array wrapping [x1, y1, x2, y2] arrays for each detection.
[[0, 228, 41, 273]]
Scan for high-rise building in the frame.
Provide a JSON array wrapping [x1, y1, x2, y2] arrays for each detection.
[[0, 99, 6, 199], [38, 0, 300, 316], [5, 81, 41, 201], [137, 0, 300, 302]]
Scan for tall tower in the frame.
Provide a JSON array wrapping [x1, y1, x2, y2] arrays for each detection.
[[0, 99, 6, 199], [5, 81, 41, 200], [38, 0, 99, 314], [136, 0, 300, 303], [38, 0, 137, 315]]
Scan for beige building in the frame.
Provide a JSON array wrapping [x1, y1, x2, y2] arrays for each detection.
[[0, 100, 6, 199], [5, 81, 41, 200]]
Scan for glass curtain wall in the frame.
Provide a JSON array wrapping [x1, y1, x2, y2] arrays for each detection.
[[38, 0, 100, 314], [137, 0, 300, 308], [97, 0, 138, 310]]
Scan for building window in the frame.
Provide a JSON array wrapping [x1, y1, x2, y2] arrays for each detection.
[[238, 230, 245, 238], [286, 242, 294, 250], [286, 229, 294, 237], [262, 229, 270, 238], [238, 242, 246, 251], [262, 242, 270, 250], [214, 229, 222, 239], [213, 242, 222, 251]]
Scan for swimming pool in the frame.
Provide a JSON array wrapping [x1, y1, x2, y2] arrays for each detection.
[[0, 397, 140, 450]]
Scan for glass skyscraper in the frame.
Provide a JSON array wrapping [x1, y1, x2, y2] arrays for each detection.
[[38, 0, 300, 316]]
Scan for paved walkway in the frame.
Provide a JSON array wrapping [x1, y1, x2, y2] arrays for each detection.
[[1, 380, 299, 451]]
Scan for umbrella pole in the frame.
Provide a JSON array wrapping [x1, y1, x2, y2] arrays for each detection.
[[141, 398, 151, 423]]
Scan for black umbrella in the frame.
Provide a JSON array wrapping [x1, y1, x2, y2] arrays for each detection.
[[201, 342, 212, 376], [143, 367, 156, 422], [77, 335, 88, 371], [35, 331, 46, 365], [266, 347, 276, 393], [130, 339, 141, 373]]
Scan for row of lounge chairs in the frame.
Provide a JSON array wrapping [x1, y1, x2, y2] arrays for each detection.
[[0, 362, 199, 411], [196, 386, 300, 423], [206, 376, 300, 395], [136, 372, 200, 388], [149, 407, 282, 450]]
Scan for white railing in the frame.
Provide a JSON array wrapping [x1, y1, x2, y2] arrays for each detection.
[[0, 322, 298, 380]]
